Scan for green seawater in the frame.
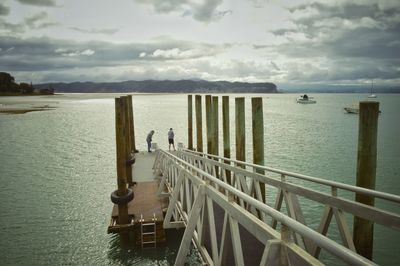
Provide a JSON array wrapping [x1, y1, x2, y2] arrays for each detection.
[[0, 93, 399, 265]]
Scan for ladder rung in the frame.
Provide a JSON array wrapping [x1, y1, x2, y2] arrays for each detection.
[[142, 241, 156, 244], [142, 232, 155, 235], [142, 223, 155, 226]]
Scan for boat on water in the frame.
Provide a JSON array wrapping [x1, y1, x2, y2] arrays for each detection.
[[368, 79, 377, 98], [296, 94, 316, 104]]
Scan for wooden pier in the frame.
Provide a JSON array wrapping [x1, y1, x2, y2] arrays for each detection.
[[108, 180, 167, 243], [107, 94, 400, 265], [108, 95, 168, 247]]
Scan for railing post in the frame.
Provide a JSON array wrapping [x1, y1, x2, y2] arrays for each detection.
[[195, 95, 203, 152], [205, 95, 212, 154], [212, 96, 219, 156], [353, 101, 379, 260], [280, 224, 290, 266], [235, 97, 245, 167], [127, 95, 136, 152], [114, 98, 129, 240], [188, 95, 193, 150], [252, 97, 265, 202], [222, 96, 231, 184]]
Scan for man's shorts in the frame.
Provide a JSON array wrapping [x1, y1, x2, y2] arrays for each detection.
[[168, 138, 174, 144]]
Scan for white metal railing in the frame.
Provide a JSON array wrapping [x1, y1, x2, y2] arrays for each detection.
[[153, 149, 380, 266], [175, 149, 400, 261], [181, 149, 400, 205]]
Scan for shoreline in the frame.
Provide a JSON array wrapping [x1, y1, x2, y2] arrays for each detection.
[[0, 105, 56, 114], [0, 93, 60, 97]]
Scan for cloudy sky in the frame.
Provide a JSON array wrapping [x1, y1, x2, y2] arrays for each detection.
[[0, 0, 399, 89]]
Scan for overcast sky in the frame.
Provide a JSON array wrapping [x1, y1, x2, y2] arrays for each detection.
[[0, 0, 399, 88]]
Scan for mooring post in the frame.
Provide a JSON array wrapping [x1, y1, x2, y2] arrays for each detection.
[[212, 96, 219, 156], [222, 96, 231, 184], [121, 96, 133, 186], [188, 95, 193, 150], [212, 96, 219, 179], [353, 101, 379, 260], [252, 97, 265, 202], [195, 95, 203, 152], [205, 95, 212, 155], [127, 95, 137, 152], [114, 98, 129, 240], [235, 97, 245, 167]]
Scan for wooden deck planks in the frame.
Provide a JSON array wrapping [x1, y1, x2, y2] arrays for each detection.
[[111, 181, 164, 222]]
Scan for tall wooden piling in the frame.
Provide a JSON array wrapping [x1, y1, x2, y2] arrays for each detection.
[[212, 96, 219, 156], [235, 98, 245, 167], [252, 97, 265, 202], [195, 95, 203, 152], [188, 95, 193, 150], [127, 95, 136, 152], [114, 98, 129, 240], [353, 101, 379, 260], [205, 95, 212, 154], [122, 96, 133, 185], [222, 96, 231, 183]]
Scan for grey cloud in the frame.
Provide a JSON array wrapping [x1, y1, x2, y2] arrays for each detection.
[[0, 18, 26, 33], [289, 2, 377, 22], [272, 56, 400, 85], [24, 11, 58, 29], [273, 2, 400, 60], [135, 0, 229, 22], [0, 12, 57, 34], [16, 0, 57, 7], [191, 0, 231, 22], [0, 3, 10, 16], [70, 27, 119, 35], [136, 0, 186, 13], [12, 58, 279, 83], [270, 61, 280, 71], [284, 2, 400, 37], [252, 44, 268, 49], [0, 36, 227, 72], [263, 1, 400, 84]]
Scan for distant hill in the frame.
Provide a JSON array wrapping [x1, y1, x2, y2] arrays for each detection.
[[35, 79, 278, 93]]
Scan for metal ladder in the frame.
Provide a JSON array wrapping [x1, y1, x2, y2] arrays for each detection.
[[139, 213, 157, 248]]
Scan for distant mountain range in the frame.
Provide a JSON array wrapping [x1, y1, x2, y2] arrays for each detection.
[[35, 79, 278, 93]]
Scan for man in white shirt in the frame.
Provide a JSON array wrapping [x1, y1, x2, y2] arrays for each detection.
[[168, 128, 175, 151]]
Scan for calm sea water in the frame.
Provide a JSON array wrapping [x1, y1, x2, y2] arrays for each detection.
[[0, 93, 399, 265]]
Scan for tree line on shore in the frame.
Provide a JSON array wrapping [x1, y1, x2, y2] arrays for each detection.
[[0, 72, 54, 95]]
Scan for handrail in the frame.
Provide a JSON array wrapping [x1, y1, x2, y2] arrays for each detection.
[[156, 150, 375, 266], [181, 148, 400, 204]]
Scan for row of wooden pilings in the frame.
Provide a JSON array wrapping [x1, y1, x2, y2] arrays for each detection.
[[112, 95, 137, 242], [186, 94, 380, 260]]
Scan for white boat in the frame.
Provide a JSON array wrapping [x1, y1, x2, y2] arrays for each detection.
[[368, 79, 377, 98], [296, 94, 316, 104]]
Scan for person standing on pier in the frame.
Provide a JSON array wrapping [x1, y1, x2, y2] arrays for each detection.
[[168, 128, 175, 151], [146, 130, 155, 152]]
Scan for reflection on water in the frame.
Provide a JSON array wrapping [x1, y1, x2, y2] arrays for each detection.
[[0, 93, 399, 265], [106, 229, 201, 265]]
